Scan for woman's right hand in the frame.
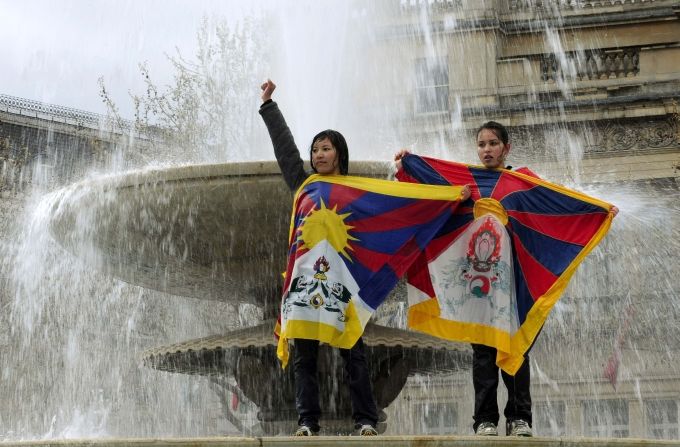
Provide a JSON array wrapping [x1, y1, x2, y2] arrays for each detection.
[[261, 79, 276, 103], [394, 149, 411, 170]]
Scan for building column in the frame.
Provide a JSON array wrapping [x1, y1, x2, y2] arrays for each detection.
[[566, 400, 581, 437], [628, 399, 645, 438]]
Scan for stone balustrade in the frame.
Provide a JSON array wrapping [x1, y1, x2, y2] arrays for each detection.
[[399, 0, 463, 11], [0, 94, 131, 130], [398, 0, 659, 12], [540, 48, 640, 81], [509, 0, 657, 10]]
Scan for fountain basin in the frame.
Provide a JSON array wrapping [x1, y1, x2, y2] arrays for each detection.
[[48, 161, 394, 307], [143, 320, 471, 433], [47, 160, 473, 434]]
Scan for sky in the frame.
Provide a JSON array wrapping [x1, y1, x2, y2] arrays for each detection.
[[0, 0, 265, 118], [0, 0, 401, 160]]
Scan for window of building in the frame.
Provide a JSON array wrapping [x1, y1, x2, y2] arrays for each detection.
[[583, 399, 629, 438], [646, 399, 679, 439], [415, 401, 457, 434], [415, 58, 449, 114], [534, 400, 566, 436]]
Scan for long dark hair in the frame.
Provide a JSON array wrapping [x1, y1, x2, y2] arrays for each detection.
[[309, 129, 349, 175], [476, 121, 509, 145]]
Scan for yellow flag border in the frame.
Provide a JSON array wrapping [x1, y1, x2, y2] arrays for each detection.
[[277, 301, 363, 369], [277, 173, 467, 368], [405, 164, 615, 375]]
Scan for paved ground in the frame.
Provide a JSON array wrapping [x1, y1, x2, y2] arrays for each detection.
[[0, 436, 678, 447]]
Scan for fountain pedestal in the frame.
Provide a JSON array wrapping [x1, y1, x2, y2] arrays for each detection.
[[143, 320, 470, 434], [49, 161, 471, 433]]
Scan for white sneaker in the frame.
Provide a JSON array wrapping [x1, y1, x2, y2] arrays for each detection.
[[359, 424, 378, 436], [475, 421, 498, 436], [294, 425, 318, 436], [508, 419, 532, 437]]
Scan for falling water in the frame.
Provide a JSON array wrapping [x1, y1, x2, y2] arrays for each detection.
[[359, 0, 680, 439], [0, 1, 378, 439], [0, 0, 678, 441], [3, 173, 250, 438]]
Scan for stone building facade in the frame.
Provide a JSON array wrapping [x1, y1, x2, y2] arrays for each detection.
[[363, 0, 680, 439], [1, 0, 679, 439]]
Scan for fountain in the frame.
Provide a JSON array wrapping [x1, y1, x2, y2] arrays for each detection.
[[45, 160, 471, 435], [1, 0, 678, 442]]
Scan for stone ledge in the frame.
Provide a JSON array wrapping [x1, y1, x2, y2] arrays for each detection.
[[142, 321, 470, 357], [1, 437, 678, 447]]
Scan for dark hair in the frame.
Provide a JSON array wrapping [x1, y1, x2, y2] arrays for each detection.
[[309, 129, 349, 175], [476, 121, 509, 145]]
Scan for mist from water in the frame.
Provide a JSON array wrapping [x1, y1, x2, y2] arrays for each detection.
[[0, 0, 678, 440]]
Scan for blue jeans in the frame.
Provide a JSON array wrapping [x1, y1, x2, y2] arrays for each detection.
[[294, 337, 378, 430]]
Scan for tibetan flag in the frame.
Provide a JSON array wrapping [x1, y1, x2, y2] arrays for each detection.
[[276, 174, 466, 368], [398, 154, 614, 375]]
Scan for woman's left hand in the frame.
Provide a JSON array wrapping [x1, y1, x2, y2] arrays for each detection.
[[460, 185, 471, 201]]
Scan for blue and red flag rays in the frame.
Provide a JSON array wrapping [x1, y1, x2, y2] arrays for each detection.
[[276, 174, 466, 367], [398, 154, 614, 374], [289, 186, 454, 301]]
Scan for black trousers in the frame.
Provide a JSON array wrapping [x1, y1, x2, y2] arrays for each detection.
[[293, 337, 378, 431], [472, 343, 532, 431]]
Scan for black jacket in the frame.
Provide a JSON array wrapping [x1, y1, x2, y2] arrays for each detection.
[[259, 99, 309, 192]]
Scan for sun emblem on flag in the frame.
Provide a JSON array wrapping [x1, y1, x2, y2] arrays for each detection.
[[298, 198, 358, 260]]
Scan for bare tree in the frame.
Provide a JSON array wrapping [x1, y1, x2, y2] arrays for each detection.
[[100, 16, 269, 166]]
